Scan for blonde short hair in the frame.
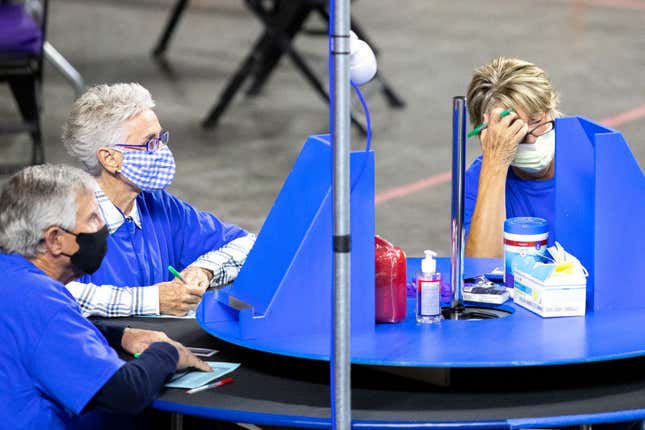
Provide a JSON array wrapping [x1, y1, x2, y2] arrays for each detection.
[[466, 57, 560, 127]]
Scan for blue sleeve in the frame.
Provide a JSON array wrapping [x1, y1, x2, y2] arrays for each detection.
[[160, 191, 248, 270], [92, 321, 125, 347], [29, 309, 124, 414], [463, 157, 483, 240], [89, 342, 178, 414]]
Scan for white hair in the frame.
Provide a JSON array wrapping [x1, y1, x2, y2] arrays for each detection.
[[0, 164, 97, 258], [62, 83, 155, 175]]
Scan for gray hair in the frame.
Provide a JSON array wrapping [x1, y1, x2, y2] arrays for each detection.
[[62, 83, 155, 175], [0, 164, 97, 258]]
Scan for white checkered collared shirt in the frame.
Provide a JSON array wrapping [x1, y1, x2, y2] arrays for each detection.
[[65, 189, 255, 317]]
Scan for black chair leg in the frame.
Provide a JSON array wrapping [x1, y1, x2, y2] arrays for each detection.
[[152, 0, 191, 58], [245, 41, 285, 97], [247, 1, 366, 134], [31, 118, 44, 165], [202, 33, 271, 128], [8, 75, 44, 166], [203, 1, 307, 129], [203, 0, 366, 133], [286, 47, 367, 136], [245, 0, 307, 97], [374, 72, 406, 109], [316, 6, 406, 109]]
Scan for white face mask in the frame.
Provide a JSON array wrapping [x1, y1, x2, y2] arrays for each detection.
[[510, 129, 555, 174]]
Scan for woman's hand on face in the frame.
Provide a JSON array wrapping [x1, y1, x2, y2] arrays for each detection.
[[480, 107, 528, 169]]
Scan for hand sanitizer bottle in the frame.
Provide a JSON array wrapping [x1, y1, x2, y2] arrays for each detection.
[[416, 250, 442, 324]]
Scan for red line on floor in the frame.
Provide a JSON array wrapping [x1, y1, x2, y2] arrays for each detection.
[[374, 104, 645, 205], [374, 172, 452, 205], [561, 0, 645, 11], [599, 104, 645, 128]]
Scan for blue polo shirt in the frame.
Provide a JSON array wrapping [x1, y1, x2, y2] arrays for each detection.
[[0, 254, 124, 429], [464, 155, 556, 243], [78, 190, 247, 287]]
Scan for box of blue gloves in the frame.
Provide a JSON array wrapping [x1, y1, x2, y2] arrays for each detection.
[[512, 242, 588, 318]]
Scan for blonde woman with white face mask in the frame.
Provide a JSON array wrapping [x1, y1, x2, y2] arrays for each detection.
[[463, 57, 560, 258]]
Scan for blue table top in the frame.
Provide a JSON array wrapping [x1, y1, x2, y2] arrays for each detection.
[[198, 258, 645, 367]]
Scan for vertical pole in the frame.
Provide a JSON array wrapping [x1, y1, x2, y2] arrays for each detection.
[[450, 96, 467, 315], [170, 413, 183, 430], [330, 0, 351, 429]]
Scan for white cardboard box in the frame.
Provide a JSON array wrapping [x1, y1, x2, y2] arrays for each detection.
[[513, 270, 586, 317]]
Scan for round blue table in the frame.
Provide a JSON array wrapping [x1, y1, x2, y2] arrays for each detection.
[[98, 256, 645, 429], [196, 258, 645, 368], [97, 312, 645, 429]]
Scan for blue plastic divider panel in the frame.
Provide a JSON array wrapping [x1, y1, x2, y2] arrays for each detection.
[[197, 134, 375, 339], [555, 117, 644, 312]]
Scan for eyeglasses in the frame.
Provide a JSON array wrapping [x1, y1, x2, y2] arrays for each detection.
[[527, 120, 554, 138], [115, 130, 169, 152]]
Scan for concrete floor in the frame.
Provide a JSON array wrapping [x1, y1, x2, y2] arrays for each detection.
[[1, 0, 644, 256]]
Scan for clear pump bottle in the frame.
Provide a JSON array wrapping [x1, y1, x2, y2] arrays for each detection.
[[416, 250, 442, 324]]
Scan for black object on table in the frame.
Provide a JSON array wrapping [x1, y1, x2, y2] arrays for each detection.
[[96, 317, 645, 429]]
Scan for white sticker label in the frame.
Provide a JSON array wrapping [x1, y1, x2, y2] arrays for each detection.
[[419, 280, 440, 316]]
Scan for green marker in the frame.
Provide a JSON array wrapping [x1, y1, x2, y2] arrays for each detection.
[[467, 107, 514, 138], [168, 265, 187, 284], [134, 352, 141, 359]]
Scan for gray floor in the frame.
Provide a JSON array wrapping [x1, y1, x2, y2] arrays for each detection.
[[1, 0, 644, 256]]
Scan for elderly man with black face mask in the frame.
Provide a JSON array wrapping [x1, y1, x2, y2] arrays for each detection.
[[0, 164, 210, 429], [464, 57, 560, 258]]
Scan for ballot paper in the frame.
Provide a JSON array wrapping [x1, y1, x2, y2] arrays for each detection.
[[164, 361, 240, 389]]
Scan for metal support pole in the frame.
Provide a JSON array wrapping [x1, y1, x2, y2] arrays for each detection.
[[330, 0, 351, 429], [43, 42, 85, 97], [450, 96, 467, 315], [170, 412, 183, 430]]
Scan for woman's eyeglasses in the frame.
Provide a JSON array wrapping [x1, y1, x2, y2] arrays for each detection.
[[526, 120, 554, 138], [115, 130, 169, 152]]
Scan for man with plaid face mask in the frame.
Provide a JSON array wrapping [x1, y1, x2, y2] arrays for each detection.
[[62, 83, 255, 318]]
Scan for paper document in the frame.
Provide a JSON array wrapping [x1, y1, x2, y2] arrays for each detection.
[[164, 361, 240, 389]]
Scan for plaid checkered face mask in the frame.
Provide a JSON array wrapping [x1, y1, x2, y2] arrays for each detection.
[[118, 145, 176, 191]]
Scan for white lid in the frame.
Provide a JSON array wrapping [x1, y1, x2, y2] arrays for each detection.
[[421, 250, 437, 273]]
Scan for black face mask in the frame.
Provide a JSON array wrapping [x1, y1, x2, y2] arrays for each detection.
[[60, 225, 109, 275]]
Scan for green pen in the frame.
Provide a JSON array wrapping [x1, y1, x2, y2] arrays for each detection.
[[168, 265, 187, 284], [467, 107, 514, 138]]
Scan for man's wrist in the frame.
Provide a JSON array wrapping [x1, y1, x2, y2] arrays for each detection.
[[121, 327, 132, 350], [148, 284, 161, 315], [187, 265, 214, 281], [197, 267, 214, 281]]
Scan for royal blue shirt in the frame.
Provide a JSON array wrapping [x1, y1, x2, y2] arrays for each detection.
[[464, 155, 556, 243], [78, 190, 247, 287], [0, 254, 124, 429]]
